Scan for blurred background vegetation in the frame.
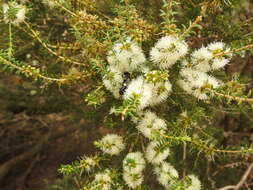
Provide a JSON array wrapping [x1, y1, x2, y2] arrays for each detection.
[[0, 0, 253, 190]]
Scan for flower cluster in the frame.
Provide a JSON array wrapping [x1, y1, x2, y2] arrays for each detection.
[[99, 35, 206, 189], [178, 42, 232, 100], [42, 0, 57, 8], [107, 38, 146, 72], [104, 38, 232, 112], [92, 169, 113, 190], [2, 2, 26, 25], [154, 162, 179, 188], [144, 70, 172, 106], [178, 68, 220, 100], [104, 36, 233, 103], [104, 37, 174, 110], [186, 175, 202, 190], [145, 141, 170, 164], [136, 111, 167, 140], [123, 152, 146, 188], [123, 76, 153, 110], [191, 42, 231, 72], [95, 134, 125, 156], [103, 66, 124, 98], [80, 156, 98, 173], [150, 36, 188, 69], [85, 35, 232, 189]]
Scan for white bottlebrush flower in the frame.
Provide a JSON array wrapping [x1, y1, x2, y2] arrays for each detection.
[[107, 38, 146, 72], [191, 42, 231, 71], [81, 156, 97, 172], [95, 134, 125, 156], [177, 79, 209, 100], [192, 47, 213, 60], [2, 2, 26, 25], [186, 175, 201, 190], [180, 67, 220, 87], [124, 76, 153, 110], [94, 170, 112, 190], [211, 57, 230, 70], [177, 79, 195, 97], [43, 0, 57, 8], [191, 47, 213, 72], [103, 66, 123, 98], [116, 186, 124, 190], [145, 141, 170, 164], [150, 81, 172, 106], [141, 66, 151, 74], [207, 42, 232, 62], [207, 42, 226, 52], [154, 162, 179, 187], [209, 42, 232, 58], [178, 68, 220, 100], [136, 111, 167, 140], [123, 152, 145, 173], [150, 35, 188, 69], [123, 171, 143, 189], [144, 70, 172, 105]]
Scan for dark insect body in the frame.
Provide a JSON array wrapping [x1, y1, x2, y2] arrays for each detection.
[[119, 72, 131, 95]]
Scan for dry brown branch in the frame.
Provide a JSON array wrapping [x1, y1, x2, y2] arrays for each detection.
[[0, 126, 78, 182], [217, 163, 253, 190], [16, 155, 39, 190], [0, 133, 50, 182]]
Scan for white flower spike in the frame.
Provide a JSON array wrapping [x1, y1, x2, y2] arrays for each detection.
[[107, 38, 146, 72], [123, 152, 146, 173], [2, 2, 26, 25], [186, 175, 201, 190], [154, 162, 179, 187], [150, 36, 188, 69], [95, 134, 125, 156], [145, 141, 170, 164], [123, 172, 144, 189], [124, 76, 153, 110], [136, 111, 167, 140]]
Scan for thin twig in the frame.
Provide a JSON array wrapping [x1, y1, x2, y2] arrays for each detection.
[[212, 90, 253, 103], [0, 55, 67, 83], [234, 163, 253, 190], [53, 0, 78, 17], [182, 143, 186, 178], [8, 23, 13, 58], [162, 134, 253, 154], [180, 16, 203, 39], [218, 185, 237, 190], [23, 21, 84, 66], [215, 44, 253, 57]]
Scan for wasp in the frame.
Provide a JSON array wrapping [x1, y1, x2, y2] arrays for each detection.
[[119, 72, 131, 95]]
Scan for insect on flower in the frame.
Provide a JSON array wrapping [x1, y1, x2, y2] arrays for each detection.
[[119, 72, 131, 95]]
